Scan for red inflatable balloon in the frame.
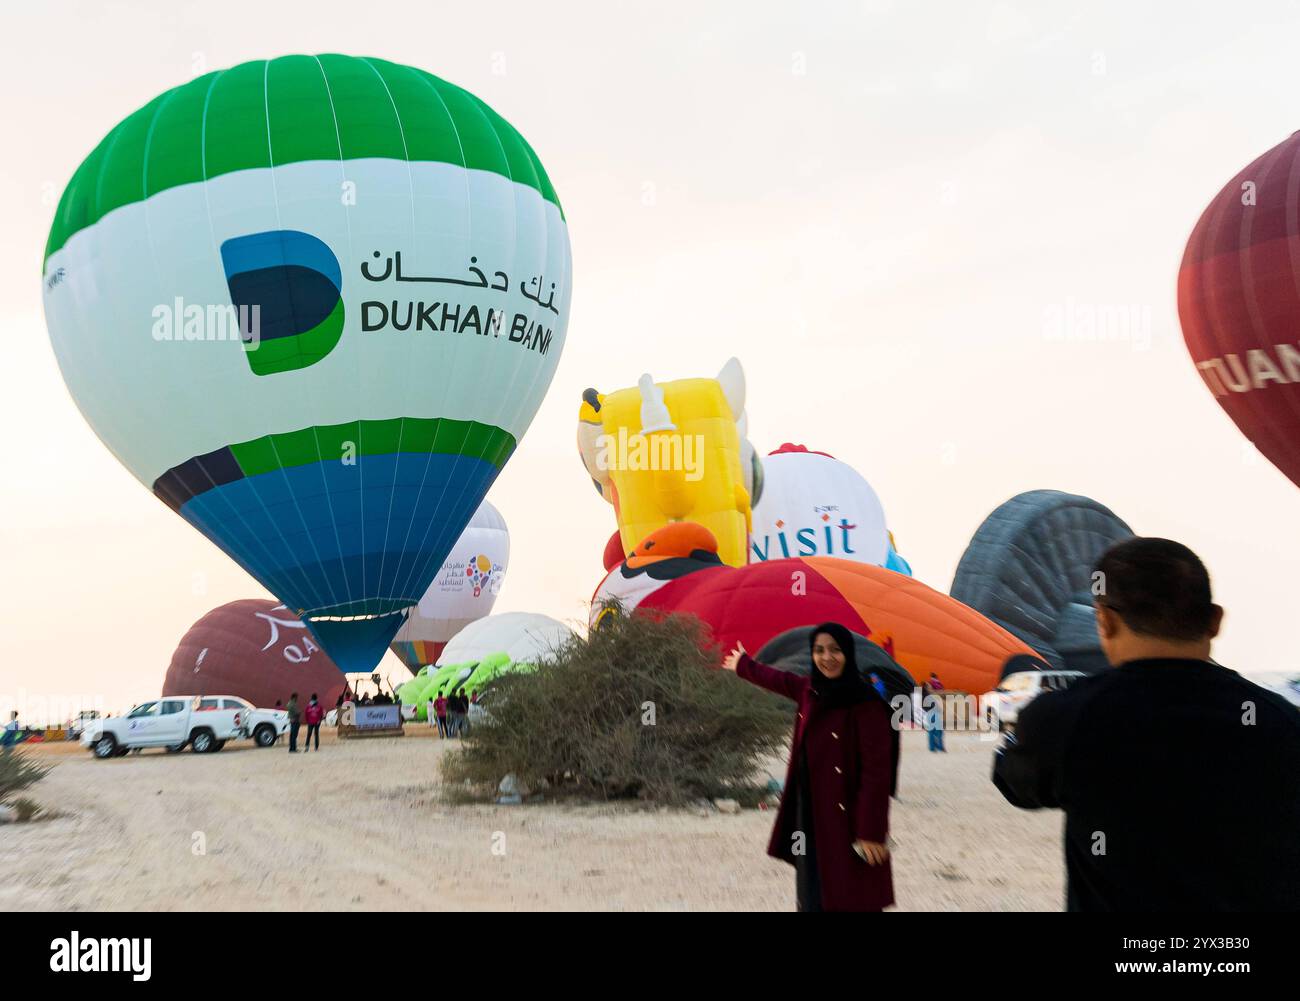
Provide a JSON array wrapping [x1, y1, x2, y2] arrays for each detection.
[[602, 530, 627, 572], [163, 599, 348, 710], [1179, 132, 1300, 489], [593, 523, 1036, 694]]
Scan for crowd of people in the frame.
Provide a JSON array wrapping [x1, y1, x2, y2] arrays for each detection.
[[429, 690, 479, 738], [266, 685, 481, 751]]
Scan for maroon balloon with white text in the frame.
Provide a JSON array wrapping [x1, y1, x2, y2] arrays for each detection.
[[1179, 132, 1300, 489], [162, 599, 347, 710]]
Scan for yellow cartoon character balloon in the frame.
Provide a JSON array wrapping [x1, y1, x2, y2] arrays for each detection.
[[577, 358, 762, 567]]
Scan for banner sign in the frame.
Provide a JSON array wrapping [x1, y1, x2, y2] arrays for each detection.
[[353, 705, 401, 730]]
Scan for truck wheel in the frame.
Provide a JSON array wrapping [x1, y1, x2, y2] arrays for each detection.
[[190, 729, 215, 753], [253, 724, 276, 748], [93, 735, 118, 759]]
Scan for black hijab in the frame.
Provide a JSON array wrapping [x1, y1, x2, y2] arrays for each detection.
[[808, 622, 874, 709]]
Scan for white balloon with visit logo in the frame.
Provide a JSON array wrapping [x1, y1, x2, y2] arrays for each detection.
[[749, 444, 890, 566]]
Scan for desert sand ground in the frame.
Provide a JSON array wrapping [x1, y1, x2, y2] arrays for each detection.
[[2, 727, 1064, 911]]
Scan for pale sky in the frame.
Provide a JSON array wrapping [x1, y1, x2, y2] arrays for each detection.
[[4, 0, 1299, 720]]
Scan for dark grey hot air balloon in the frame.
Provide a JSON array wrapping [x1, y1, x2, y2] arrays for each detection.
[[950, 490, 1134, 674]]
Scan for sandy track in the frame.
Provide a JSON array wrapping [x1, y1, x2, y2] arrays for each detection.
[[2, 728, 1063, 911]]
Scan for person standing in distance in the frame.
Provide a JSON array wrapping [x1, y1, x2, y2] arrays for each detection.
[[303, 693, 323, 752], [992, 537, 1300, 911], [286, 692, 301, 754]]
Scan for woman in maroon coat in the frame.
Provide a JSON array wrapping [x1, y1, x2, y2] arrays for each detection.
[[723, 621, 896, 912]]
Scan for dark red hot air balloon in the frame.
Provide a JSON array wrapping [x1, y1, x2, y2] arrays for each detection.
[[163, 599, 348, 710], [1179, 132, 1300, 489]]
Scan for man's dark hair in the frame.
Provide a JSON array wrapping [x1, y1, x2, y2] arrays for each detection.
[[1094, 537, 1214, 641]]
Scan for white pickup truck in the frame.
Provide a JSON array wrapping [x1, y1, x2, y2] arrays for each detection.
[[81, 695, 289, 758]]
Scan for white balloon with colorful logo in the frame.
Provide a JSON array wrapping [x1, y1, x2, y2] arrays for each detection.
[[390, 500, 509, 671]]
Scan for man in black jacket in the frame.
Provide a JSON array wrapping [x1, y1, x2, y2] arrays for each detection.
[[992, 537, 1300, 911]]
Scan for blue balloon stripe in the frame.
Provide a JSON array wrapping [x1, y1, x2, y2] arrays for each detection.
[[179, 451, 498, 642]]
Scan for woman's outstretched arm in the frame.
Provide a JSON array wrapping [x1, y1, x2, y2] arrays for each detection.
[[720, 642, 807, 702]]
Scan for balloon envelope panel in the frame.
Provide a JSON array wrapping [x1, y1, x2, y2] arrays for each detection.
[[163, 598, 348, 710], [43, 55, 570, 675]]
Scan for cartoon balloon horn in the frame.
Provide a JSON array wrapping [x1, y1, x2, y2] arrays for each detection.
[[637, 374, 677, 434]]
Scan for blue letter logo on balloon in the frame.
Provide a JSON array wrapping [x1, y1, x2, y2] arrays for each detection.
[[220, 230, 344, 376]]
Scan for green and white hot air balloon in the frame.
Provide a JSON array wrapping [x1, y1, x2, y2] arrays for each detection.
[[42, 55, 571, 673]]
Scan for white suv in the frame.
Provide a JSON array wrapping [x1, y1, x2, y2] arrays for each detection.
[[82, 697, 243, 758], [985, 670, 1087, 731], [81, 695, 288, 758], [194, 696, 288, 749]]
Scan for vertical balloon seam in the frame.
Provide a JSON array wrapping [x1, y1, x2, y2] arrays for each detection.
[[1231, 141, 1291, 475], [375, 60, 459, 607], [502, 121, 567, 454], [382, 61, 504, 611], [1190, 143, 1289, 479], [476, 84, 567, 453], [1276, 140, 1300, 445], [144, 65, 298, 612], [474, 93, 531, 440], [271, 59, 357, 616], [190, 64, 323, 610], [354, 55, 421, 613], [385, 67, 487, 610], [260, 57, 352, 617], [392, 74, 546, 609], [292, 57, 357, 614], [381, 56, 439, 613], [165, 64, 332, 615], [1211, 148, 1294, 475]]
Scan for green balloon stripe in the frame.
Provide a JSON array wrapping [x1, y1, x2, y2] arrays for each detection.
[[153, 417, 516, 512], [45, 55, 563, 264], [229, 417, 516, 478]]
